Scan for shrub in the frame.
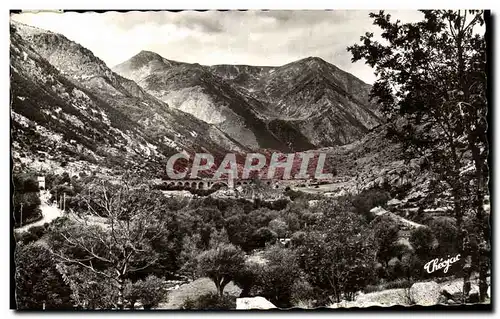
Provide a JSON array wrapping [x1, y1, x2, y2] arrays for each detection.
[[182, 292, 236, 310], [349, 188, 390, 221], [384, 278, 414, 290], [135, 275, 168, 310], [409, 227, 436, 259], [298, 209, 376, 304], [15, 243, 73, 309], [290, 231, 307, 247], [363, 278, 414, 293], [29, 225, 47, 239], [290, 277, 315, 306], [253, 247, 301, 308], [251, 227, 277, 248], [268, 218, 289, 238], [232, 262, 261, 298], [429, 217, 459, 254]]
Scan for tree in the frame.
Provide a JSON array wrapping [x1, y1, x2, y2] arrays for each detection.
[[124, 280, 141, 309], [348, 10, 488, 300], [349, 188, 390, 222], [56, 263, 119, 309], [232, 262, 261, 298], [253, 246, 301, 307], [224, 214, 254, 250], [251, 227, 277, 248], [429, 217, 459, 254], [13, 173, 42, 227], [178, 234, 203, 281], [268, 218, 289, 238], [197, 243, 245, 297], [15, 243, 73, 309], [409, 227, 436, 260], [49, 180, 169, 309], [299, 203, 376, 304], [372, 216, 401, 269]]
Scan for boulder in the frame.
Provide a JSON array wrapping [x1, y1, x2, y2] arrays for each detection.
[[355, 288, 411, 306], [409, 281, 441, 306], [387, 198, 403, 206], [467, 284, 480, 303], [441, 280, 463, 301], [236, 297, 277, 310], [440, 279, 480, 302], [370, 206, 388, 216]]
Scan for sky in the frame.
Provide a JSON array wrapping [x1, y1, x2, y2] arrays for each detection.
[[11, 10, 424, 84]]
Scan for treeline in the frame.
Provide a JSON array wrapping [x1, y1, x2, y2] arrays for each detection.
[[14, 174, 476, 309]]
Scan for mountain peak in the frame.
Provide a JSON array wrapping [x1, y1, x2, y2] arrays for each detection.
[[136, 50, 163, 59], [303, 56, 326, 63], [297, 56, 330, 68], [114, 50, 184, 74]]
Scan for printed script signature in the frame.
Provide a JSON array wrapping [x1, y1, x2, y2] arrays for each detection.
[[424, 254, 461, 274]]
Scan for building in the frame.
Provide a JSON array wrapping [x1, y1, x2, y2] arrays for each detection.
[[37, 176, 45, 190]]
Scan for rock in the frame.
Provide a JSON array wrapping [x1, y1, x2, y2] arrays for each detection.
[[441, 280, 463, 301], [467, 284, 480, 303], [487, 285, 491, 298], [370, 206, 388, 216], [387, 198, 402, 206], [355, 288, 411, 307], [236, 297, 277, 310], [409, 282, 441, 306], [388, 257, 400, 267], [438, 294, 448, 304], [470, 283, 480, 296], [440, 279, 482, 303]]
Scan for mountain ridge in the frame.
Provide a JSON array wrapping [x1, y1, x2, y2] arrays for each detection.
[[113, 49, 383, 148]]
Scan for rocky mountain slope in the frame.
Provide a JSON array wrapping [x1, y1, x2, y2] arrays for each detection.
[[113, 51, 382, 150], [316, 123, 485, 223], [10, 22, 255, 176], [11, 20, 381, 181]]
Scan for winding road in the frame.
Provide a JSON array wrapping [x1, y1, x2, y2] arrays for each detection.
[[14, 191, 64, 233]]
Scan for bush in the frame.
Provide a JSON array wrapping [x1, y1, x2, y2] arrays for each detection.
[[135, 275, 168, 310], [182, 293, 236, 310], [251, 227, 277, 248], [409, 227, 436, 259], [384, 278, 414, 290], [429, 217, 459, 254], [363, 278, 414, 293], [29, 225, 47, 239], [15, 243, 73, 309], [298, 208, 376, 304], [253, 247, 301, 308], [13, 191, 42, 227], [290, 277, 315, 306], [290, 231, 307, 247], [349, 188, 390, 221]]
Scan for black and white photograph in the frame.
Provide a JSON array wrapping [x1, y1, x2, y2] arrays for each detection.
[[9, 8, 491, 310]]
